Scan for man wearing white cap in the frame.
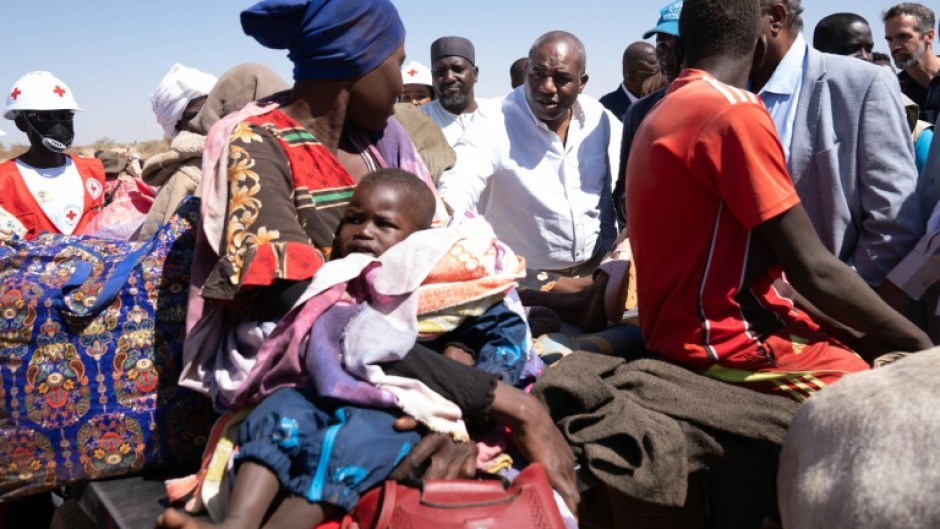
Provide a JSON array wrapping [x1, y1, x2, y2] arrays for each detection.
[[399, 60, 434, 106], [150, 63, 217, 139], [0, 71, 105, 239]]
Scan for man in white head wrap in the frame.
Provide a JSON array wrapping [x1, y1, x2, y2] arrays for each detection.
[[150, 64, 217, 139]]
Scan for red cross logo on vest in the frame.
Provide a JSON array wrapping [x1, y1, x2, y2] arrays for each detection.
[[62, 203, 82, 231], [53, 85, 66, 97], [407, 69, 418, 77], [10, 88, 21, 100]]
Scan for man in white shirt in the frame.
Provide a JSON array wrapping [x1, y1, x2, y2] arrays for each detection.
[[438, 30, 621, 275], [420, 36, 496, 146]]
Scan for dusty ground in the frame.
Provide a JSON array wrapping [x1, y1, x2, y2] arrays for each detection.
[[0, 138, 170, 164]]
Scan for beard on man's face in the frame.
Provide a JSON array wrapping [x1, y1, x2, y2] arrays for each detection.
[[440, 92, 471, 113], [895, 44, 926, 70]]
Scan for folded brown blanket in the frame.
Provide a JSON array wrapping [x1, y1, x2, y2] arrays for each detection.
[[532, 352, 799, 507]]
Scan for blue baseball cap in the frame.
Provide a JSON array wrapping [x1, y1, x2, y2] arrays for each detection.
[[643, 0, 683, 39]]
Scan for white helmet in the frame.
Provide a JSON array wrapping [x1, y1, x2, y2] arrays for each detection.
[[4, 71, 83, 120], [401, 61, 433, 87]]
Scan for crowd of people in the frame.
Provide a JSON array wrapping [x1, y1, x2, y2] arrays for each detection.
[[3, 0, 940, 527]]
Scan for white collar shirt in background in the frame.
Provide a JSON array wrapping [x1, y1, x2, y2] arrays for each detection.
[[757, 33, 808, 161], [421, 97, 499, 147], [622, 82, 640, 104]]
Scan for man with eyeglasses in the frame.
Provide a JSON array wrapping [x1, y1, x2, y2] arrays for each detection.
[[0, 71, 105, 240], [599, 41, 658, 122]]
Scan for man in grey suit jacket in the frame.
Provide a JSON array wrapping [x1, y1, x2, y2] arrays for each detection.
[[751, 0, 924, 288]]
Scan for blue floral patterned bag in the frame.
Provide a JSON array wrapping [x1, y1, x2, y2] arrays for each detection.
[[0, 196, 215, 498]]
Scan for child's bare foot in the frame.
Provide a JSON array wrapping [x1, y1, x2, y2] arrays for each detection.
[[155, 508, 220, 529]]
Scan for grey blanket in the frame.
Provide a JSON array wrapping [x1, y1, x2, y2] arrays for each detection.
[[532, 352, 799, 506]]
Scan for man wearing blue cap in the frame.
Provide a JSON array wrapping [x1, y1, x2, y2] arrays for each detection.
[[613, 0, 683, 227]]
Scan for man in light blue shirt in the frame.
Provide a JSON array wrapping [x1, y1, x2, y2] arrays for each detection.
[[749, 0, 922, 289], [755, 33, 806, 161]]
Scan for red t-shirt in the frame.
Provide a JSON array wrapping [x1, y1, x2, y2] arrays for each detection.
[[626, 69, 815, 368]]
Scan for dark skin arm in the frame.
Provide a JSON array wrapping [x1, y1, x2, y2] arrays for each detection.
[[391, 382, 580, 516], [489, 381, 580, 514], [876, 279, 914, 315], [775, 279, 905, 360], [754, 205, 932, 359]]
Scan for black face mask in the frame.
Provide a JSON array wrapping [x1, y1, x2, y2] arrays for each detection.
[[25, 117, 75, 153]]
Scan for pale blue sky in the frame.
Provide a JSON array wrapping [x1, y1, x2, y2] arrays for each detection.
[[0, 0, 917, 144]]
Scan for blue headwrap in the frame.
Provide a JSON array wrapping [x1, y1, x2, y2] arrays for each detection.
[[241, 0, 406, 80]]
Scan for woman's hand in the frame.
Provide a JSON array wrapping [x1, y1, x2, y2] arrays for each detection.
[[490, 382, 580, 515], [390, 416, 477, 480]]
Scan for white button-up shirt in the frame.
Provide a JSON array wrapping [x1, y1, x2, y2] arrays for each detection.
[[438, 88, 621, 271], [420, 97, 499, 147], [757, 33, 808, 161]]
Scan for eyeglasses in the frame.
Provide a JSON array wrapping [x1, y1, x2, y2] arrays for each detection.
[[21, 110, 74, 122]]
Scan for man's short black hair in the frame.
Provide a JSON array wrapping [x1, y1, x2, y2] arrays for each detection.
[[679, 0, 760, 65], [356, 168, 436, 229], [872, 51, 892, 63], [813, 13, 870, 52]]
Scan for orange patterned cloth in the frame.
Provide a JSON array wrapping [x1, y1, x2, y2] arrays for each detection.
[[417, 216, 526, 338]]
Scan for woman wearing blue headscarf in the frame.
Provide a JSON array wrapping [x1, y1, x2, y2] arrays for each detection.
[[162, 1, 579, 528]]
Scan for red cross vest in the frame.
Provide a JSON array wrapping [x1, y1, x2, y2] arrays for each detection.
[[0, 155, 105, 239]]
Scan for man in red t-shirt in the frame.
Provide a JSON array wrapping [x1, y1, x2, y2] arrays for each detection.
[[627, 0, 931, 401]]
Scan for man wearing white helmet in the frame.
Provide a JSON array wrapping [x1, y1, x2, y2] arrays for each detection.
[[0, 71, 105, 239]]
